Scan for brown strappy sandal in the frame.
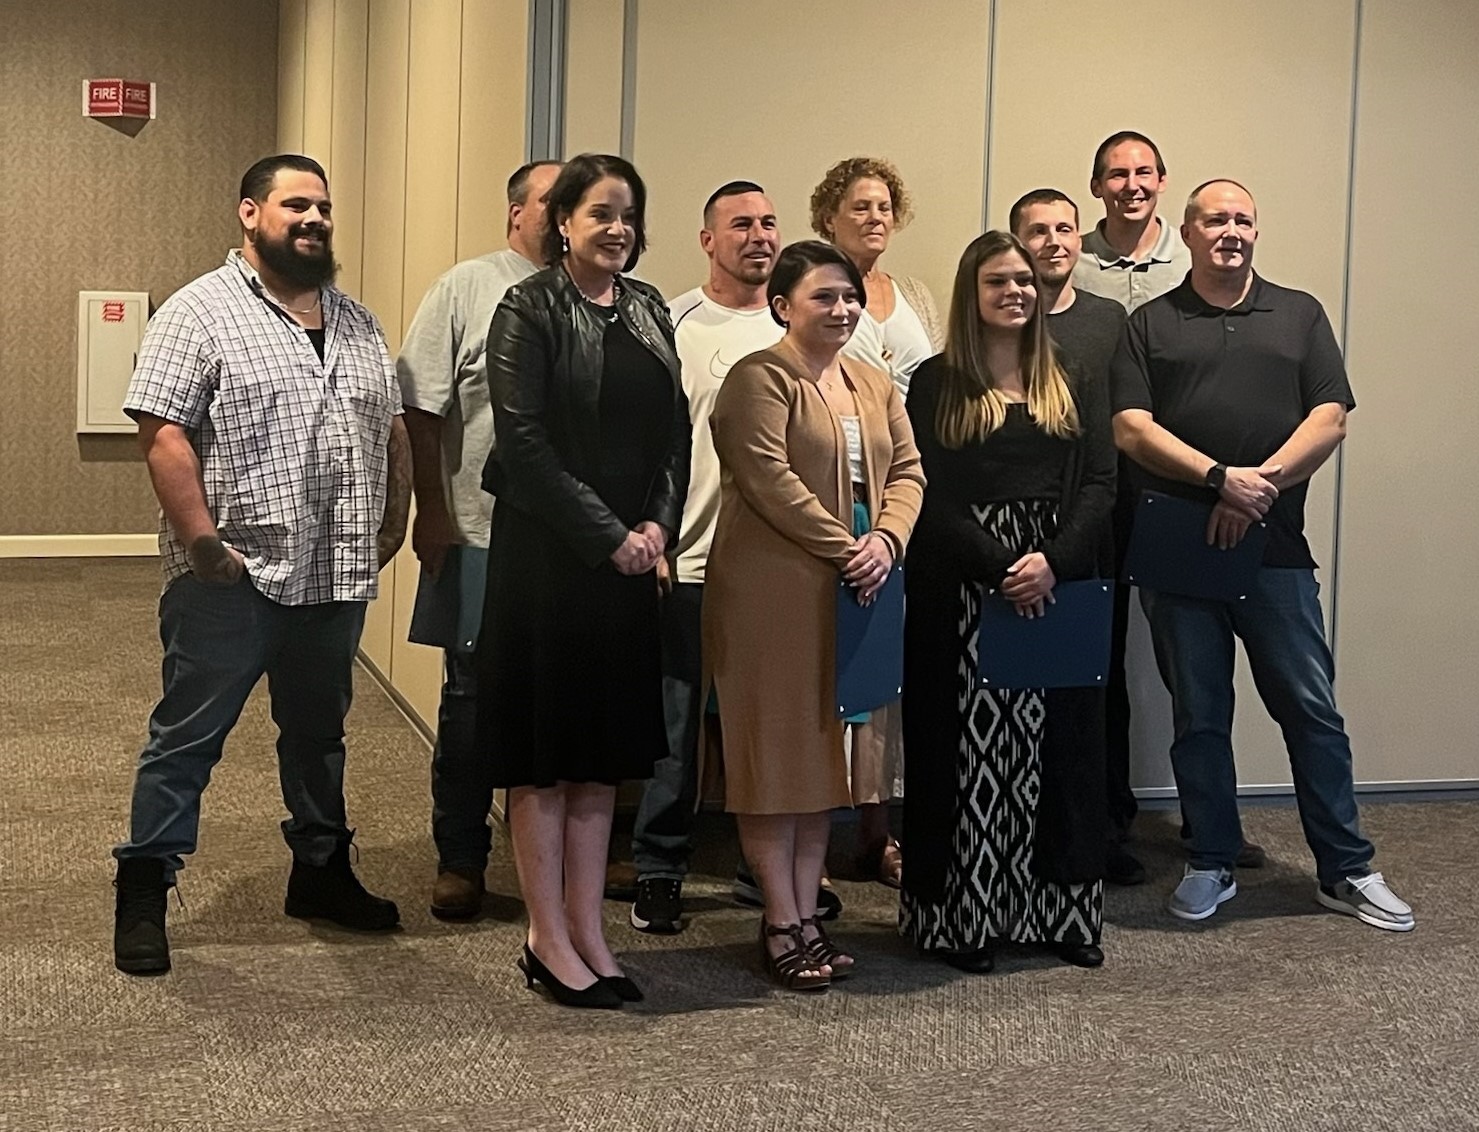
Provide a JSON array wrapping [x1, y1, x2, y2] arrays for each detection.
[[759, 919, 830, 992], [801, 915, 855, 978], [877, 838, 903, 890]]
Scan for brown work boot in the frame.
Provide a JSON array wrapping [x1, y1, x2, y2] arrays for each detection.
[[430, 867, 485, 921]]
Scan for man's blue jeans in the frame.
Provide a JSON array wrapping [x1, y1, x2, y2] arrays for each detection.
[[632, 582, 703, 881], [429, 650, 493, 871], [113, 573, 366, 879], [1140, 567, 1374, 887]]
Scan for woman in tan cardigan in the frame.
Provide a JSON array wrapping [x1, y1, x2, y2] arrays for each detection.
[[706, 241, 924, 991], [812, 157, 944, 886]]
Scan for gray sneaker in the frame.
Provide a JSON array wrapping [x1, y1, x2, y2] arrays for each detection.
[[1168, 866, 1237, 921], [1316, 872, 1415, 932]]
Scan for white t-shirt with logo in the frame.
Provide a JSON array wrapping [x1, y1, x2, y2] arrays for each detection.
[[668, 286, 784, 584]]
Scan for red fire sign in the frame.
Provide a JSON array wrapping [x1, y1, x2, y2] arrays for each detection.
[[84, 80, 155, 120], [101, 301, 126, 323]]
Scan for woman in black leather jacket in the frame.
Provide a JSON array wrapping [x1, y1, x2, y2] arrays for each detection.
[[479, 153, 690, 1009]]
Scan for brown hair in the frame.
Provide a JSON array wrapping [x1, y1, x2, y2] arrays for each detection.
[[936, 231, 1078, 448], [809, 156, 914, 240]]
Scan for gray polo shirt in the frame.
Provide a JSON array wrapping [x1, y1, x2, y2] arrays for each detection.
[[1073, 215, 1191, 312]]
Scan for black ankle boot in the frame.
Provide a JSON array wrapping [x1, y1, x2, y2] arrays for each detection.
[[284, 836, 399, 931], [114, 857, 171, 975]]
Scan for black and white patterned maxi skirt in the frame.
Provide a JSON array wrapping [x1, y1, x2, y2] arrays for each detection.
[[899, 497, 1103, 950]]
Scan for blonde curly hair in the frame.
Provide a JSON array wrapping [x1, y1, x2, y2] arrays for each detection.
[[809, 156, 914, 240]]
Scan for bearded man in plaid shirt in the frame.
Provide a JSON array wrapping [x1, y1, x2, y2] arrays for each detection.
[[110, 154, 412, 976]]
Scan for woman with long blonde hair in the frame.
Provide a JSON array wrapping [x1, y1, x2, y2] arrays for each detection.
[[900, 230, 1116, 972]]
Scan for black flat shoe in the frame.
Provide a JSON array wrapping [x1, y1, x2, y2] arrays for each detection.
[[601, 974, 645, 1003], [517, 944, 622, 1009], [940, 948, 995, 974], [1055, 943, 1104, 968]]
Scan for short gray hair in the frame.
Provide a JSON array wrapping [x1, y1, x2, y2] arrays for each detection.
[[1184, 179, 1256, 224]]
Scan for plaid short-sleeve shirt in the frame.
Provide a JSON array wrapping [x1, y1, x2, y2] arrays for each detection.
[[124, 251, 402, 605]]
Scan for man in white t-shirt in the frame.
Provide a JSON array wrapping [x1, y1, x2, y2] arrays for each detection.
[[625, 182, 786, 934], [396, 159, 561, 920]]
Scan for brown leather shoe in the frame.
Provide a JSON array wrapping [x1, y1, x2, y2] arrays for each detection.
[[604, 860, 639, 902], [430, 867, 485, 920]]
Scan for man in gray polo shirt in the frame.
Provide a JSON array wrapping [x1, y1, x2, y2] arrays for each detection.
[[1073, 130, 1192, 312], [397, 159, 561, 919]]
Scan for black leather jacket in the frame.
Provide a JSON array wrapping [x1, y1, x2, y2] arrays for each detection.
[[482, 266, 690, 568]]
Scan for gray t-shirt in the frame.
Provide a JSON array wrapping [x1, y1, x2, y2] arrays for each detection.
[[396, 248, 538, 548], [1073, 216, 1190, 312]]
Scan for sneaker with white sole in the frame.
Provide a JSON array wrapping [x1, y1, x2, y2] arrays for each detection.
[[1316, 872, 1415, 932], [1168, 866, 1237, 921]]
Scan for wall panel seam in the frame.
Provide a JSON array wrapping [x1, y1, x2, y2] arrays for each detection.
[[1329, 0, 1364, 659], [619, 0, 638, 159], [980, 0, 997, 231], [455, 0, 465, 256]]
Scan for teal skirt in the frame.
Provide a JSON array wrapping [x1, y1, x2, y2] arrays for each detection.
[[843, 500, 871, 724]]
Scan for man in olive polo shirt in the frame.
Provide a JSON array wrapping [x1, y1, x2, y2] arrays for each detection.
[[1110, 179, 1414, 932], [1074, 130, 1191, 313], [1078, 130, 1264, 871]]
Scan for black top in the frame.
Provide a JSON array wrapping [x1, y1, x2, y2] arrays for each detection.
[[1049, 290, 1126, 384], [482, 267, 690, 568], [595, 317, 676, 527], [306, 327, 326, 361], [1110, 274, 1353, 568], [906, 355, 1116, 587]]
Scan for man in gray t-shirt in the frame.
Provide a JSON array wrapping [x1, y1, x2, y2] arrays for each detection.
[[396, 159, 561, 920]]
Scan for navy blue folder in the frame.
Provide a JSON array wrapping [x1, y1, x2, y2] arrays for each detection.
[[1122, 490, 1268, 600], [976, 579, 1114, 690], [835, 565, 905, 717], [407, 545, 488, 652]]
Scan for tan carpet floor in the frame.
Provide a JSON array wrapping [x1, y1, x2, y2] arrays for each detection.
[[2, 558, 1476, 1132]]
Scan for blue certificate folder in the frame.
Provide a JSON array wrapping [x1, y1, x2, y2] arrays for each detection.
[[976, 580, 1114, 690], [1123, 490, 1268, 600], [407, 545, 488, 652], [835, 565, 905, 717]]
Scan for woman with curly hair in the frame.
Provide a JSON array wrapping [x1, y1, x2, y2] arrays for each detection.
[[811, 156, 944, 401], [810, 156, 942, 886]]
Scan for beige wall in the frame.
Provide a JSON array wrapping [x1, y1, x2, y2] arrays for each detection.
[[565, 0, 1477, 790], [624, 0, 989, 308], [278, 0, 528, 732], [1336, 0, 1479, 785], [988, 0, 1358, 792], [0, 0, 279, 541]]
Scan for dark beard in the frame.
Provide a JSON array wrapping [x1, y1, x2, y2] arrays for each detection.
[[252, 226, 338, 289]]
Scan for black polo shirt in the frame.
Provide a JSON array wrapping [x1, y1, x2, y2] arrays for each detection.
[[1110, 274, 1353, 568]]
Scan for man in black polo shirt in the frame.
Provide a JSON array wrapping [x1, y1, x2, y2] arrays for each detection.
[[1110, 179, 1414, 931], [1010, 188, 1146, 886]]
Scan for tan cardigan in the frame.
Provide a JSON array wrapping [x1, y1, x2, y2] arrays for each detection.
[[702, 346, 924, 815]]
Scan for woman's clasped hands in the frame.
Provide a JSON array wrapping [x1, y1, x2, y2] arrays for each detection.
[[1001, 551, 1056, 618], [611, 520, 668, 575], [843, 532, 895, 606]]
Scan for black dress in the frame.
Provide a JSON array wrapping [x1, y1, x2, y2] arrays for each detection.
[[478, 315, 675, 787], [900, 358, 1116, 952]]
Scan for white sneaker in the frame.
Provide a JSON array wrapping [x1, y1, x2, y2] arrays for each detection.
[[1168, 866, 1237, 921], [1316, 872, 1416, 932]]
